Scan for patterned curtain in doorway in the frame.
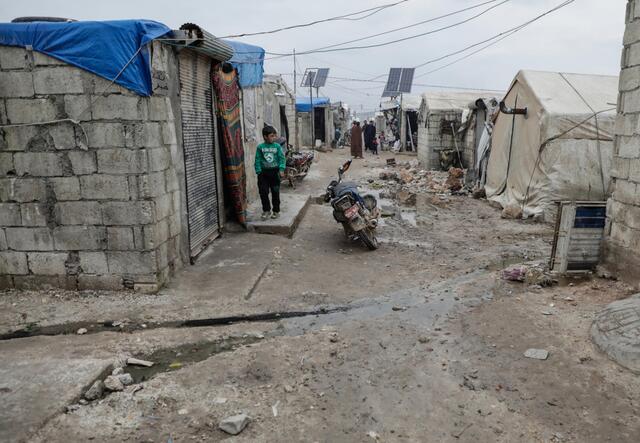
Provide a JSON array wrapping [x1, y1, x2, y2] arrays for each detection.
[[213, 64, 247, 226]]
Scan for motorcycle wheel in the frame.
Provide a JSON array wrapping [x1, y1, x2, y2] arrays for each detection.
[[360, 228, 379, 250]]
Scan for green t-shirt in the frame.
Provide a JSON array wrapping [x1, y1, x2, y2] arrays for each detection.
[[254, 142, 286, 174]]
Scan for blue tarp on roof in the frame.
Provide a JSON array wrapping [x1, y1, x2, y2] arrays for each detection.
[[0, 20, 171, 96], [224, 40, 264, 88], [296, 97, 330, 112]]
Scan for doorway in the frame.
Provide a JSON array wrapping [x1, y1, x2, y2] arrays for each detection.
[[314, 107, 326, 143]]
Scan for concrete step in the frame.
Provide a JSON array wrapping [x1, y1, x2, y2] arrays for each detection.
[[246, 193, 311, 237]]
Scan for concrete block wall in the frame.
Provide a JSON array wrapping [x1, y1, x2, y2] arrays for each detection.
[[418, 110, 466, 169], [0, 45, 184, 291], [603, 0, 640, 286]]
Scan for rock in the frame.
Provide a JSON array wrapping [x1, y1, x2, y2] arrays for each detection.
[[367, 431, 381, 440], [472, 188, 486, 199], [524, 348, 549, 360], [525, 267, 555, 287], [399, 170, 414, 184], [178, 408, 188, 415], [213, 397, 228, 404], [392, 306, 407, 311], [502, 266, 527, 282], [66, 404, 81, 413], [283, 384, 295, 393], [329, 332, 339, 343], [418, 336, 430, 343], [219, 413, 250, 435], [112, 367, 124, 376], [501, 204, 523, 219], [117, 373, 134, 386], [84, 380, 104, 401], [79, 399, 88, 405], [104, 375, 124, 392], [77, 328, 88, 335], [396, 190, 416, 206], [127, 357, 154, 367]]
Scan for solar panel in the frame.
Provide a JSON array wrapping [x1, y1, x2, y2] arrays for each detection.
[[382, 68, 402, 97], [398, 68, 415, 94], [313, 68, 330, 87], [301, 71, 315, 87]]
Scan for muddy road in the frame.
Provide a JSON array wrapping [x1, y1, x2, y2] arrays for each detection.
[[1, 150, 638, 442]]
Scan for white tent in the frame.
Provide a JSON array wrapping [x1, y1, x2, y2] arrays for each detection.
[[485, 70, 618, 220]]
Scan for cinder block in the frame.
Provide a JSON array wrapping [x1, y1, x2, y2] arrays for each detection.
[[0, 153, 15, 175], [33, 67, 84, 94], [66, 151, 96, 175], [155, 193, 174, 220], [49, 123, 77, 150], [144, 218, 169, 249], [50, 177, 80, 201], [0, 178, 47, 202], [161, 122, 178, 144], [6, 227, 54, 251], [165, 168, 180, 192], [107, 227, 135, 250], [148, 96, 170, 121], [78, 251, 108, 274], [27, 252, 68, 275], [64, 95, 92, 121], [617, 135, 640, 158], [147, 147, 171, 172], [0, 275, 13, 289], [156, 240, 168, 269], [168, 211, 181, 238], [107, 251, 157, 274], [0, 71, 35, 97], [13, 275, 77, 290], [80, 175, 129, 200], [97, 149, 147, 174], [124, 122, 162, 148], [0, 47, 30, 70], [138, 172, 166, 198], [0, 100, 6, 125], [0, 251, 28, 274], [629, 158, 640, 183], [5, 98, 59, 124], [0, 203, 21, 226], [92, 95, 144, 120], [0, 229, 6, 250], [14, 152, 66, 177], [84, 122, 125, 148], [132, 226, 144, 249], [56, 201, 102, 225], [21, 203, 48, 226], [102, 201, 154, 225], [624, 19, 640, 47], [53, 226, 106, 250], [622, 90, 640, 114], [78, 274, 123, 291], [33, 52, 65, 66], [1, 125, 38, 151]]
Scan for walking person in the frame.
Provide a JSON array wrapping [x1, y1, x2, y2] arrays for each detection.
[[255, 125, 286, 220], [350, 121, 363, 159], [364, 119, 377, 155]]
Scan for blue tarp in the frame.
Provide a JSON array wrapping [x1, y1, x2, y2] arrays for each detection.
[[224, 40, 264, 88], [0, 20, 171, 96], [296, 97, 330, 112]]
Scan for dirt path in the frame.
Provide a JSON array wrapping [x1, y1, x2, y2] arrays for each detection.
[[2, 150, 638, 442]]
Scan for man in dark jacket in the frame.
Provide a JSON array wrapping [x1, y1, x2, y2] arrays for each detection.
[[363, 119, 376, 153]]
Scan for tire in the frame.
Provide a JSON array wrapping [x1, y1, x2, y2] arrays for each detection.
[[360, 228, 379, 250]]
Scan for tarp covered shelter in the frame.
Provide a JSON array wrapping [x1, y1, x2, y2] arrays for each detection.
[[485, 70, 618, 220], [225, 40, 265, 88], [296, 97, 330, 112]]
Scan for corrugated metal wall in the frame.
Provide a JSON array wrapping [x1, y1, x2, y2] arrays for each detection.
[[179, 50, 220, 258]]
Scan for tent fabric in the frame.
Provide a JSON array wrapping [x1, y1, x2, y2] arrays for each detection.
[[485, 70, 618, 220], [0, 20, 171, 96], [296, 97, 330, 112], [400, 94, 422, 111], [421, 90, 503, 112], [225, 40, 264, 88]]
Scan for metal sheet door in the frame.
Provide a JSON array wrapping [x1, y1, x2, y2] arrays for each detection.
[[179, 50, 220, 258]]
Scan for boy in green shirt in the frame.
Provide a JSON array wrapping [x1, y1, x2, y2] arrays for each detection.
[[255, 125, 286, 220]]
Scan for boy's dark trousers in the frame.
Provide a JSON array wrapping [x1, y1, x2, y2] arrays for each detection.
[[258, 168, 281, 213]]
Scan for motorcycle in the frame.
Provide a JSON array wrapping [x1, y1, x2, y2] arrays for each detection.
[[278, 137, 314, 189], [324, 160, 380, 250]]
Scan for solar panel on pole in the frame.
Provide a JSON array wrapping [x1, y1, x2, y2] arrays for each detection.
[[301, 70, 315, 87], [382, 68, 402, 97], [398, 68, 415, 94], [313, 68, 330, 88]]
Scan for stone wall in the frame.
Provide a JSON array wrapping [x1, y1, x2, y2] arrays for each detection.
[[0, 43, 185, 291], [603, 0, 640, 286], [418, 110, 467, 169]]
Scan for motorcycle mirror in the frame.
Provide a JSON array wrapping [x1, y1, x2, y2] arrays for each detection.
[[342, 160, 352, 172]]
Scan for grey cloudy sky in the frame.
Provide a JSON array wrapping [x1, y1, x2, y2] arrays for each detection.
[[1, 0, 627, 113]]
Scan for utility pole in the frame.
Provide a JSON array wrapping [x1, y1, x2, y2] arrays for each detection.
[[310, 77, 314, 148], [293, 48, 298, 150]]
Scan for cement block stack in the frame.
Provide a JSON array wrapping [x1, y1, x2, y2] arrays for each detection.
[[0, 44, 184, 291], [604, 0, 640, 285]]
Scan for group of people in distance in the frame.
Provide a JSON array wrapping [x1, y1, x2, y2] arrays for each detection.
[[349, 119, 379, 159]]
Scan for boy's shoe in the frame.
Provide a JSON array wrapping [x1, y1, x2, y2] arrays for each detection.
[[261, 212, 270, 221], [271, 212, 280, 219]]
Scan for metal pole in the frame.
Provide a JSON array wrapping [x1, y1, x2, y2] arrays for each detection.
[[293, 48, 298, 150], [310, 76, 314, 149]]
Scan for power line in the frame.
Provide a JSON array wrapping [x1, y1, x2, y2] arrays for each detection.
[[265, 0, 509, 58], [412, 0, 576, 78], [220, 0, 409, 38]]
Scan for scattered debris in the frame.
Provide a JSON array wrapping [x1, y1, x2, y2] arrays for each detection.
[[367, 430, 381, 440], [445, 167, 464, 192], [65, 404, 81, 413], [76, 328, 88, 335], [386, 158, 396, 166], [84, 380, 104, 401], [178, 408, 188, 415], [272, 400, 280, 417], [219, 413, 250, 435], [112, 367, 124, 376], [127, 357, 154, 367], [501, 204, 523, 220], [524, 349, 549, 360], [283, 384, 295, 393], [118, 373, 133, 386], [104, 375, 124, 392], [213, 397, 228, 404], [392, 306, 407, 311], [418, 336, 430, 344], [472, 188, 486, 199], [329, 332, 339, 343], [396, 190, 417, 206], [502, 266, 528, 282]]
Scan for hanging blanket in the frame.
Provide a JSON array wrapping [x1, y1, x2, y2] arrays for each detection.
[[213, 66, 247, 225]]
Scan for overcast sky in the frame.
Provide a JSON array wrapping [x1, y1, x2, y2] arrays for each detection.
[[1, 0, 627, 113]]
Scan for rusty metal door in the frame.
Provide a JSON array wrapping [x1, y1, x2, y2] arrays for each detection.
[[179, 50, 220, 259]]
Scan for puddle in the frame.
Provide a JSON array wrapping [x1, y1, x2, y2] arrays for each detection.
[[125, 335, 264, 383]]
